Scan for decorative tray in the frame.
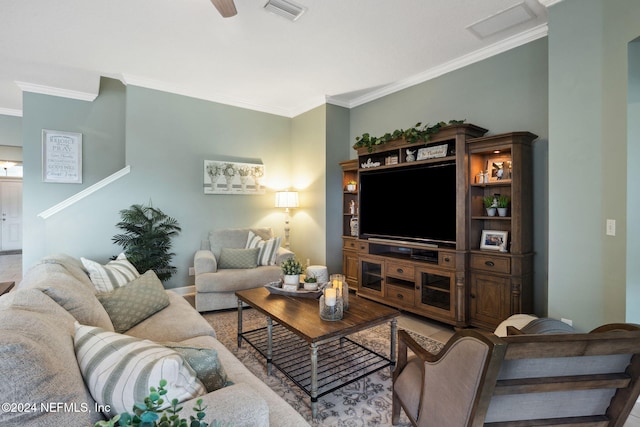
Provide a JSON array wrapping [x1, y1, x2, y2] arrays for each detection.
[[266, 281, 327, 299]]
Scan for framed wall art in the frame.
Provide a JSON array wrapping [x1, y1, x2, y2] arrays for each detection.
[[480, 229, 508, 251], [204, 160, 265, 195], [486, 155, 512, 182], [42, 129, 82, 183]]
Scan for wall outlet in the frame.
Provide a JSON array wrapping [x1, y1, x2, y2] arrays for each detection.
[[561, 317, 573, 327], [189, 267, 195, 276], [606, 219, 616, 236]]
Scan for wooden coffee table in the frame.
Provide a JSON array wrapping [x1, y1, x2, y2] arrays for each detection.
[[235, 287, 399, 419]]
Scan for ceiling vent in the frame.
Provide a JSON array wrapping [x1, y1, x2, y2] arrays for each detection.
[[264, 0, 306, 21], [467, 2, 537, 39]]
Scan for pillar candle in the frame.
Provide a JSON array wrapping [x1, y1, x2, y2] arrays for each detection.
[[325, 288, 337, 306]]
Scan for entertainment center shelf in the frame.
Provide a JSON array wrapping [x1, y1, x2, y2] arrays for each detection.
[[340, 124, 537, 330]]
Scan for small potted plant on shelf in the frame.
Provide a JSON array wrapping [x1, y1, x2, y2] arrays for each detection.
[[346, 180, 357, 192], [496, 194, 510, 217], [281, 258, 303, 291], [483, 196, 497, 217]]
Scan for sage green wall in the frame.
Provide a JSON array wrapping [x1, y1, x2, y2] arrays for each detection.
[[0, 115, 22, 147], [349, 38, 550, 315], [22, 78, 295, 288], [326, 104, 351, 275], [628, 38, 640, 324], [22, 77, 126, 269], [290, 105, 327, 268], [548, 0, 640, 330]]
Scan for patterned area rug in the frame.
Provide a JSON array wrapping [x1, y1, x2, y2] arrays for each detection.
[[202, 308, 444, 426]]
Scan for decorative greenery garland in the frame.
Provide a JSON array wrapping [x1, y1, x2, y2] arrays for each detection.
[[353, 119, 466, 152]]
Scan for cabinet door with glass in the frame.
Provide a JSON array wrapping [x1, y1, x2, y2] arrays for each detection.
[[358, 255, 384, 297], [415, 267, 456, 323]]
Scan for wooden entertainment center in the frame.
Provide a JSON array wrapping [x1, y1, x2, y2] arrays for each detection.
[[340, 124, 537, 330]]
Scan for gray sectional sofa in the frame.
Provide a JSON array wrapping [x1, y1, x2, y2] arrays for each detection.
[[0, 253, 309, 427]]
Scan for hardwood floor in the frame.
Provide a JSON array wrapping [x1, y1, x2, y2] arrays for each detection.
[[2, 254, 638, 425]]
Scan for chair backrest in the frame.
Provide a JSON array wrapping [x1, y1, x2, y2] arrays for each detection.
[[474, 325, 640, 426]]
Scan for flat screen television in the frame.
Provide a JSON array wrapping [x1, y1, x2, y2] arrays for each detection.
[[358, 162, 457, 246]]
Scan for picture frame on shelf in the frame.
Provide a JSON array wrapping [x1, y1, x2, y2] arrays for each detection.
[[416, 143, 448, 161], [480, 230, 508, 251], [486, 155, 512, 182]]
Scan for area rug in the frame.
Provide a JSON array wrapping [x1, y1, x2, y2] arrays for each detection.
[[202, 309, 444, 426]]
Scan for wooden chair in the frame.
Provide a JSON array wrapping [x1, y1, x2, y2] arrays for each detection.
[[392, 323, 640, 427]]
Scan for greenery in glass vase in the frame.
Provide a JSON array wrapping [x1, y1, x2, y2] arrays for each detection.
[[281, 258, 303, 275], [112, 202, 181, 282]]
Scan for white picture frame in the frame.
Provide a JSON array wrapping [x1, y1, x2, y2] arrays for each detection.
[[204, 160, 265, 195], [480, 230, 508, 251], [416, 143, 448, 161], [42, 129, 82, 184]]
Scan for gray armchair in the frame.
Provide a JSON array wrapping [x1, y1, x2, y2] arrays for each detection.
[[392, 323, 640, 426], [194, 227, 294, 312]]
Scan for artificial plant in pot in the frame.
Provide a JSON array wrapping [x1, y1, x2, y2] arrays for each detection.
[[483, 196, 497, 217], [496, 194, 510, 217], [112, 203, 182, 282], [281, 258, 303, 288]]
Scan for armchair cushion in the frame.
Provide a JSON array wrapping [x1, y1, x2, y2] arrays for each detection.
[[245, 230, 282, 265], [218, 248, 260, 269]]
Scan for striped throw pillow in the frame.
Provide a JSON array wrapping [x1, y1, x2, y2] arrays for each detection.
[[73, 324, 205, 418], [245, 231, 281, 266], [81, 253, 140, 293]]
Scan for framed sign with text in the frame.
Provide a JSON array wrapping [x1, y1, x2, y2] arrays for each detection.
[[42, 129, 82, 183]]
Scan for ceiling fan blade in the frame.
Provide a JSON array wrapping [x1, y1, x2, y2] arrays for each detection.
[[210, 0, 237, 17]]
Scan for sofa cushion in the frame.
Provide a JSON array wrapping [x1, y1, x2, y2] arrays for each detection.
[[195, 265, 282, 293], [125, 291, 217, 342], [97, 270, 170, 333], [163, 343, 230, 392], [519, 317, 575, 334], [0, 289, 104, 426], [74, 324, 206, 418], [18, 260, 114, 330], [81, 253, 140, 292], [246, 230, 282, 266], [218, 247, 260, 269]]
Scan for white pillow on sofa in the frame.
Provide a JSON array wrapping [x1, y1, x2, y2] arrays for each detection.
[[73, 323, 206, 417], [81, 253, 140, 293], [245, 231, 281, 266]]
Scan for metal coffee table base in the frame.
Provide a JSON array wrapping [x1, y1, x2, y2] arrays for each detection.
[[237, 304, 397, 418]]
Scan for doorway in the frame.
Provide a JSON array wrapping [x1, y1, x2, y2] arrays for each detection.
[[0, 180, 22, 251]]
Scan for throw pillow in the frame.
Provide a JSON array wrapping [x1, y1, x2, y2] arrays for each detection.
[[245, 231, 281, 266], [73, 323, 206, 418], [163, 343, 231, 392], [96, 270, 170, 333], [81, 253, 140, 293], [218, 247, 260, 269]]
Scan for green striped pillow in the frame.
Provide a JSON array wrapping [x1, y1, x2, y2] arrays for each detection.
[[245, 231, 282, 266], [81, 253, 140, 293], [73, 324, 205, 418]]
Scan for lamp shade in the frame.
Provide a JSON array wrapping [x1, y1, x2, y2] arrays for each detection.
[[275, 191, 299, 208]]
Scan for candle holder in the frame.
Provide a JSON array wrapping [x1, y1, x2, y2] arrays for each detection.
[[319, 292, 343, 321], [330, 273, 349, 310]]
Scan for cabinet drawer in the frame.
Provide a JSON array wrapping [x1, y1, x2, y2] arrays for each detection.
[[358, 241, 369, 253], [385, 284, 415, 306], [386, 261, 415, 280], [471, 254, 510, 274], [343, 239, 359, 251], [438, 251, 455, 269]]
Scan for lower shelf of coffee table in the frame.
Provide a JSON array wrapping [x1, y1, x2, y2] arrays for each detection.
[[240, 324, 391, 399]]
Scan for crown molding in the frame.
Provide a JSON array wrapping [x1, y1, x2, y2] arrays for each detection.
[[344, 23, 548, 109], [15, 81, 98, 102], [0, 108, 22, 117]]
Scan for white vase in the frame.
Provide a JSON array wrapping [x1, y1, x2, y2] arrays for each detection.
[[283, 274, 300, 286], [497, 207, 508, 217], [486, 207, 497, 217]]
